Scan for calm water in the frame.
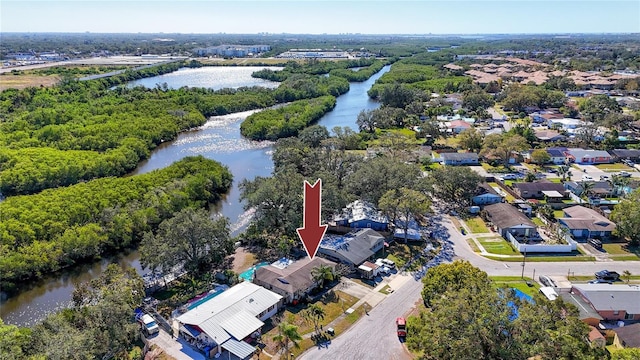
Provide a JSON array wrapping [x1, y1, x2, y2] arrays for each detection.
[[0, 65, 390, 327], [126, 66, 282, 90]]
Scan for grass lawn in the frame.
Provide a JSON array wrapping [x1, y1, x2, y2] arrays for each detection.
[[262, 290, 358, 355], [490, 276, 539, 297], [532, 217, 545, 227], [0, 74, 60, 90], [553, 210, 565, 219], [384, 242, 423, 269], [481, 163, 510, 173], [378, 284, 391, 294], [477, 237, 519, 255], [485, 253, 596, 262], [466, 238, 481, 252], [569, 275, 640, 282], [548, 178, 562, 183], [594, 163, 635, 171], [464, 217, 490, 233], [603, 243, 635, 255]]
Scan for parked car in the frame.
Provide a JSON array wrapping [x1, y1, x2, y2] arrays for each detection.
[[595, 270, 620, 281], [539, 275, 557, 287], [588, 238, 603, 249], [618, 171, 632, 178], [382, 258, 396, 269], [500, 173, 519, 180], [599, 175, 610, 181], [582, 175, 594, 181], [396, 317, 407, 338]]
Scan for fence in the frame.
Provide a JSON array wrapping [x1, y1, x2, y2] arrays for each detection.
[[506, 232, 576, 253]]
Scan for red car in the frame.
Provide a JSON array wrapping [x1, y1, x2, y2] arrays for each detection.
[[396, 317, 407, 337]]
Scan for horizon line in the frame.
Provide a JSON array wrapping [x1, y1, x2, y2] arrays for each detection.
[[2, 31, 639, 36]]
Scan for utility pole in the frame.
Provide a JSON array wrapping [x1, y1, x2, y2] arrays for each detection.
[[521, 250, 527, 279]]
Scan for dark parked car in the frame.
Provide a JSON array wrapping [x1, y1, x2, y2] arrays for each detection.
[[595, 270, 619, 281], [588, 279, 613, 284]]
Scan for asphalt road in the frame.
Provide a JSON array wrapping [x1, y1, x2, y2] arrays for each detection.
[[299, 212, 640, 360]]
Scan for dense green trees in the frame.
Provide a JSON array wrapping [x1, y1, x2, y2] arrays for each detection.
[[240, 95, 337, 140], [368, 62, 471, 98], [379, 188, 431, 242], [0, 156, 232, 292], [426, 166, 482, 211], [610, 188, 640, 246], [499, 84, 566, 112], [579, 94, 623, 123], [407, 261, 606, 360], [140, 208, 233, 274], [480, 133, 529, 167]]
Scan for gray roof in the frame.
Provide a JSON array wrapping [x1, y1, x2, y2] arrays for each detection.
[[560, 205, 616, 232], [484, 203, 536, 229], [610, 149, 640, 159], [177, 282, 282, 344], [254, 257, 336, 295], [559, 292, 603, 321], [612, 323, 640, 348], [320, 229, 384, 265], [441, 152, 478, 161], [573, 284, 640, 314], [513, 181, 566, 194]]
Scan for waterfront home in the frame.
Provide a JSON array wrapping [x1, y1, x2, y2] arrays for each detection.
[[253, 257, 336, 304], [333, 200, 389, 231], [318, 229, 385, 267], [176, 281, 282, 360]]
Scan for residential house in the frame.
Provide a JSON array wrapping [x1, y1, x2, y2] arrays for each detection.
[[570, 284, 640, 321], [318, 229, 385, 267], [253, 257, 336, 304], [447, 120, 472, 134], [472, 183, 503, 205], [357, 261, 381, 279], [547, 118, 585, 131], [547, 148, 569, 165], [333, 200, 389, 231], [612, 323, 640, 349], [534, 130, 566, 142], [588, 326, 606, 348], [564, 181, 614, 198], [512, 181, 567, 200], [609, 149, 640, 162], [483, 203, 539, 240], [565, 149, 612, 164], [176, 281, 282, 360], [558, 205, 616, 240], [393, 217, 422, 241], [440, 152, 479, 165], [560, 291, 603, 327]]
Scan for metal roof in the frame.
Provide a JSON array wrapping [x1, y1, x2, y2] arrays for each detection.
[[221, 338, 257, 359], [573, 284, 640, 314], [177, 282, 282, 344]]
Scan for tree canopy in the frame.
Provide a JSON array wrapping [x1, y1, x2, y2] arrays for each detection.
[[610, 188, 640, 246]]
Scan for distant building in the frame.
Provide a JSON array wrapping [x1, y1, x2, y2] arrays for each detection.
[[193, 44, 271, 57], [440, 152, 479, 166]]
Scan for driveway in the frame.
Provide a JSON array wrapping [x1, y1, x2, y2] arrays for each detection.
[[148, 330, 206, 360]]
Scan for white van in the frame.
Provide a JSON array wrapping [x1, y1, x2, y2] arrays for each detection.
[[382, 259, 396, 269], [139, 314, 159, 335]]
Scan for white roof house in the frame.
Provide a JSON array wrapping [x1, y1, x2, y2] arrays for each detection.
[[176, 281, 282, 357]]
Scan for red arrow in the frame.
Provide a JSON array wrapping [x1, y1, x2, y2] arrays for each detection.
[[296, 179, 328, 260]]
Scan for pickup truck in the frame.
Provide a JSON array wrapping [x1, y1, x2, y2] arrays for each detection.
[[396, 317, 407, 338]]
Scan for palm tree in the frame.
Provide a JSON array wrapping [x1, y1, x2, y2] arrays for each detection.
[[610, 174, 631, 196], [579, 181, 596, 203], [272, 322, 302, 358], [311, 264, 334, 289], [302, 304, 326, 334]]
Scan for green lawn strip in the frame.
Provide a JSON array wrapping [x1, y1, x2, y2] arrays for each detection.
[[553, 210, 565, 219], [477, 237, 519, 255], [548, 178, 562, 183], [608, 254, 640, 261], [378, 285, 391, 294], [491, 277, 539, 297], [569, 275, 640, 282], [466, 238, 481, 252], [532, 217, 545, 227], [594, 163, 635, 171], [485, 255, 596, 262], [464, 217, 490, 233], [602, 243, 634, 255]]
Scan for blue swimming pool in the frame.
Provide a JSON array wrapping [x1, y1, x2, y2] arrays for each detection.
[[239, 262, 269, 282], [187, 285, 229, 310]]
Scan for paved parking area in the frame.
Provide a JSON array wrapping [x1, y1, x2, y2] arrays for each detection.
[[148, 330, 206, 360]]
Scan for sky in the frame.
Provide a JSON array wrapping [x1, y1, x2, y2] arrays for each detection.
[[1, 0, 639, 34]]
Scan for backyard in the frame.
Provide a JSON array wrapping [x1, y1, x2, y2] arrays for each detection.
[[384, 242, 424, 269], [490, 276, 539, 297]]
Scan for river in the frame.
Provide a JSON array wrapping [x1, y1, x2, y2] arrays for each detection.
[[0, 64, 390, 327]]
